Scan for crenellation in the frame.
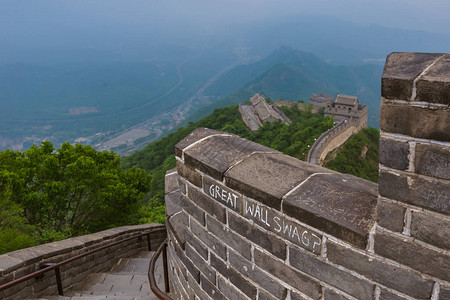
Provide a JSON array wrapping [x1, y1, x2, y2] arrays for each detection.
[[163, 52, 450, 299]]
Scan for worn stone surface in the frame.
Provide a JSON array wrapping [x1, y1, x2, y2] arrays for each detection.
[[374, 229, 450, 281], [175, 127, 231, 157], [379, 288, 409, 300], [289, 246, 375, 299], [415, 143, 450, 180], [378, 170, 450, 215], [184, 230, 208, 260], [185, 243, 216, 284], [0, 255, 24, 274], [253, 248, 321, 299], [228, 212, 287, 259], [164, 167, 179, 194], [188, 185, 226, 223], [200, 274, 227, 300], [190, 218, 227, 260], [229, 250, 287, 299], [381, 52, 444, 100], [225, 152, 325, 210], [380, 102, 449, 141], [217, 275, 253, 300], [440, 286, 450, 300], [379, 138, 409, 170], [323, 289, 350, 300], [242, 196, 322, 254], [206, 214, 252, 260], [210, 253, 258, 299], [410, 211, 450, 250], [177, 160, 202, 187], [376, 200, 406, 232], [203, 176, 242, 213], [326, 241, 434, 298], [259, 289, 281, 300], [184, 135, 274, 180], [165, 189, 183, 218], [283, 173, 377, 248], [177, 190, 205, 225], [416, 53, 450, 104], [167, 211, 188, 248]]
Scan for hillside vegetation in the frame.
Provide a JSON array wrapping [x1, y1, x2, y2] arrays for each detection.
[[323, 128, 380, 182], [122, 104, 334, 215]]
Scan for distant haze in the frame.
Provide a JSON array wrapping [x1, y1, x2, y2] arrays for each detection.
[[1, 0, 449, 63]]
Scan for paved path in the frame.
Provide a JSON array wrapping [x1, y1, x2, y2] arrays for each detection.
[[31, 251, 165, 300]]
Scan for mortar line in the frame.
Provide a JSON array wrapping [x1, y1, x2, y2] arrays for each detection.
[[411, 53, 447, 101]]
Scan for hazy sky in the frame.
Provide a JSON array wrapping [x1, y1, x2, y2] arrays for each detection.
[[3, 0, 450, 33], [1, 0, 449, 63]]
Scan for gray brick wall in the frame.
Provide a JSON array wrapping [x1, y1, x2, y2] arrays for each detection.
[[0, 224, 166, 299], [166, 52, 449, 300]]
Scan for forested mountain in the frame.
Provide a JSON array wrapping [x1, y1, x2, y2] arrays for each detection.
[[187, 47, 383, 128]]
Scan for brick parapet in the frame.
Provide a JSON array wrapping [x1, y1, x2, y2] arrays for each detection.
[[0, 224, 166, 300], [166, 52, 449, 299]]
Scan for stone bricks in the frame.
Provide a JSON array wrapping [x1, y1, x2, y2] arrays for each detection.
[[228, 212, 286, 260], [289, 246, 375, 299], [164, 167, 179, 194], [323, 289, 349, 300], [326, 241, 434, 298], [217, 275, 252, 300], [178, 191, 205, 225], [206, 214, 252, 260], [440, 286, 450, 300], [225, 152, 322, 210], [253, 248, 321, 299], [378, 170, 450, 215], [200, 274, 227, 300], [184, 134, 274, 181], [379, 138, 409, 170], [242, 197, 322, 254], [190, 218, 227, 260], [175, 128, 229, 158], [229, 250, 287, 299], [410, 211, 450, 249], [415, 53, 450, 105], [381, 52, 445, 100], [177, 160, 202, 187], [185, 243, 215, 283], [379, 288, 409, 300], [376, 200, 406, 232], [380, 102, 449, 141], [210, 253, 258, 299], [374, 229, 450, 281], [414, 143, 450, 180], [203, 176, 242, 212], [167, 211, 188, 249], [188, 185, 226, 223], [283, 173, 377, 248]]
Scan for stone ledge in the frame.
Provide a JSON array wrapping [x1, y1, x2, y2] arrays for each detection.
[[175, 128, 378, 248], [0, 224, 165, 277], [381, 52, 446, 101]]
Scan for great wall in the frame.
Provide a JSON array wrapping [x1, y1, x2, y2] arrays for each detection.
[[0, 52, 449, 300]]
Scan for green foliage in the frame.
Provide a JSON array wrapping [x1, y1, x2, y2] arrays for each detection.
[[324, 128, 380, 182], [0, 142, 151, 254], [123, 104, 334, 218]]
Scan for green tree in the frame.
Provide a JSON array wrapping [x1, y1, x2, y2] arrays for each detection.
[[0, 142, 151, 253]]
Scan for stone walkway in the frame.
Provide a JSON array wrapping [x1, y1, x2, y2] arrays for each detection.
[[31, 251, 165, 300]]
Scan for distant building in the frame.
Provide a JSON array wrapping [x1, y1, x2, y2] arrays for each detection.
[[250, 94, 285, 123], [240, 94, 291, 131], [309, 93, 334, 110], [324, 94, 368, 129]]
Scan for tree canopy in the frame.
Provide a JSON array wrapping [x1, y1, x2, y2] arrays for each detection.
[[0, 142, 151, 254]]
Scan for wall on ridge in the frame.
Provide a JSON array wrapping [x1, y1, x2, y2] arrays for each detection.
[[165, 52, 449, 300], [0, 224, 166, 300]]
